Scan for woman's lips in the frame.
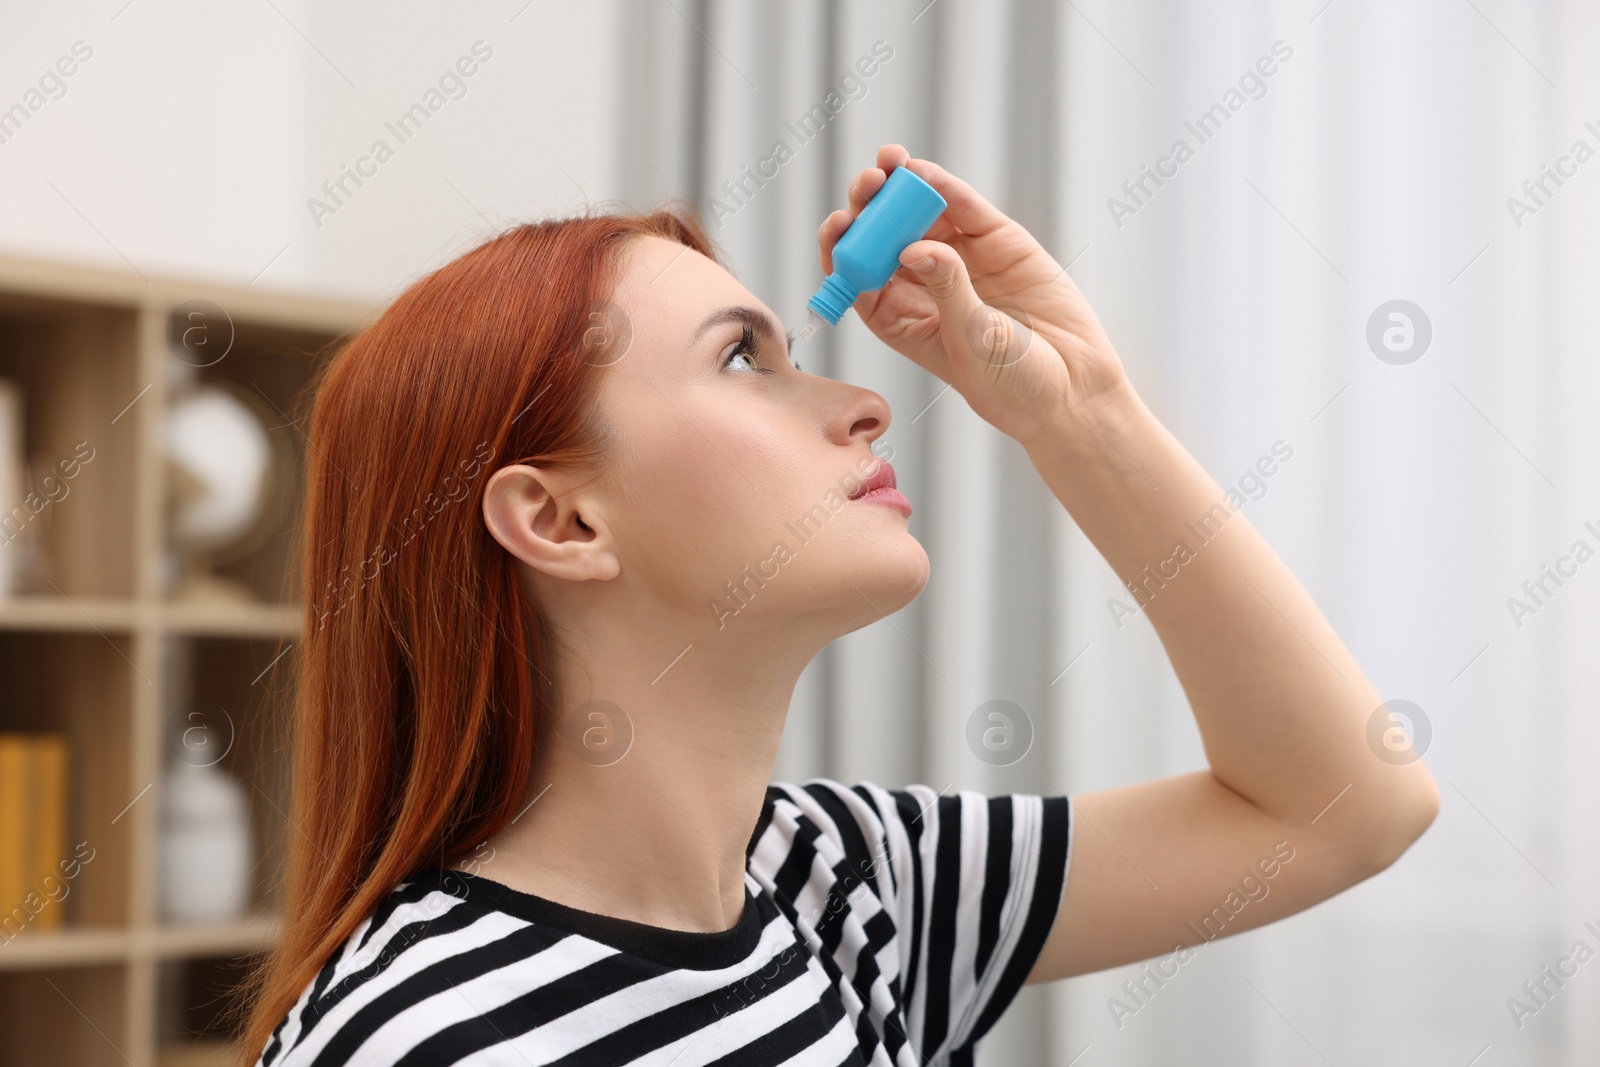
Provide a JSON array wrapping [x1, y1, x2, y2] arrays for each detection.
[[849, 460, 911, 516], [853, 485, 913, 516]]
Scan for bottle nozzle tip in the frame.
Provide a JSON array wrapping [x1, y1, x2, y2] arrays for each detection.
[[798, 307, 829, 340]]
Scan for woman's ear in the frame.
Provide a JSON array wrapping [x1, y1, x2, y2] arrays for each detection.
[[482, 464, 621, 581]]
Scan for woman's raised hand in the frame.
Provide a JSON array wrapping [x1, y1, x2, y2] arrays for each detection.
[[818, 144, 1131, 448]]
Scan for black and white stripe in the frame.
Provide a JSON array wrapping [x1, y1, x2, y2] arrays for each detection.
[[257, 779, 1073, 1066]]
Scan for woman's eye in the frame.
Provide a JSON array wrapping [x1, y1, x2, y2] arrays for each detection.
[[721, 326, 765, 373]]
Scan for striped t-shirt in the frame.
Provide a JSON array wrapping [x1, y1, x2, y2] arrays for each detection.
[[258, 778, 1074, 1066]]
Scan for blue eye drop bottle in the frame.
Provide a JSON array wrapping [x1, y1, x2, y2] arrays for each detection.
[[798, 166, 947, 339]]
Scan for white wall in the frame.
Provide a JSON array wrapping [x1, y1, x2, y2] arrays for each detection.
[[0, 0, 619, 303]]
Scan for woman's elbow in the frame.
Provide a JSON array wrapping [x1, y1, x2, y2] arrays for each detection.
[[1354, 772, 1442, 874]]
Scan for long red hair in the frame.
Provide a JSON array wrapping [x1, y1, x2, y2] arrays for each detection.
[[236, 206, 719, 1063]]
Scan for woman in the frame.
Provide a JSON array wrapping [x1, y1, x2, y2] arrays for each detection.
[[240, 144, 1439, 1065]]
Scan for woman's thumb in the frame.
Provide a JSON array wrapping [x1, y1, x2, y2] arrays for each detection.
[[900, 239, 977, 307], [899, 239, 1035, 371], [899, 240, 989, 357]]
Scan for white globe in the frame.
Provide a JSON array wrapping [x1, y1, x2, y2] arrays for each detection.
[[163, 386, 272, 553]]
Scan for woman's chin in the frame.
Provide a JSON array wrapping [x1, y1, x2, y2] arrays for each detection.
[[852, 536, 931, 612]]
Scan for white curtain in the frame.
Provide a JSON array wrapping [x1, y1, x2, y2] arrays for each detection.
[[617, 1, 1599, 1063]]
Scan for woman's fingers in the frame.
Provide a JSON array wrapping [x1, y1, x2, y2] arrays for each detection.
[[875, 143, 911, 177], [843, 146, 915, 219], [818, 209, 853, 274], [846, 167, 887, 216]]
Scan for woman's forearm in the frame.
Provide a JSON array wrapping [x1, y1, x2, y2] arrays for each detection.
[[1024, 380, 1440, 865]]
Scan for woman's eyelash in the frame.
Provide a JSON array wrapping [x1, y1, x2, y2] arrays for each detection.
[[721, 323, 802, 373], [722, 324, 769, 373]]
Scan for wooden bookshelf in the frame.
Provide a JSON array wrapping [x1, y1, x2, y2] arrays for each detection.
[[0, 252, 371, 1067]]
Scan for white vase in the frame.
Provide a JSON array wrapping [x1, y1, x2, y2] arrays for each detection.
[[159, 760, 253, 924]]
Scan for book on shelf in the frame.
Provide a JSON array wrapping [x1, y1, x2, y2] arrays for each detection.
[[0, 731, 70, 937]]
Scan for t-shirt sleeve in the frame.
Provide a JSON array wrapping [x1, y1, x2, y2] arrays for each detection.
[[842, 781, 1074, 1059]]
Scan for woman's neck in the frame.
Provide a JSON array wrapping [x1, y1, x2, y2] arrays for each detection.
[[458, 622, 817, 934]]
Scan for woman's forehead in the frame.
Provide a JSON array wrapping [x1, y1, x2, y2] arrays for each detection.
[[614, 236, 771, 337]]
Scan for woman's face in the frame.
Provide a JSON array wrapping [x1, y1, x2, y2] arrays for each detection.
[[577, 234, 929, 638]]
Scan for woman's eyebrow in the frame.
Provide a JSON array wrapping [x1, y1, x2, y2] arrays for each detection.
[[692, 305, 793, 358]]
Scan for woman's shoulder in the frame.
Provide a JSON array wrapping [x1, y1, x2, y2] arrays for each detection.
[[759, 777, 954, 855], [754, 777, 1073, 928], [754, 777, 948, 902], [761, 775, 918, 837]]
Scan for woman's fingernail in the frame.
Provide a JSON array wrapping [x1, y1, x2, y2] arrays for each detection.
[[907, 255, 935, 274]]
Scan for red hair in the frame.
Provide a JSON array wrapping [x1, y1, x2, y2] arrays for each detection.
[[236, 206, 719, 1063]]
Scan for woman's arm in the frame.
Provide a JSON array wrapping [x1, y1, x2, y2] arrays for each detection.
[[820, 144, 1440, 983], [1018, 382, 1438, 981]]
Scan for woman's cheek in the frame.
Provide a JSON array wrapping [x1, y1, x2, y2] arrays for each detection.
[[624, 435, 752, 582], [626, 403, 814, 592]]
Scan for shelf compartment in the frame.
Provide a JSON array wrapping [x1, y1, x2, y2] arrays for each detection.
[[0, 631, 133, 934], [159, 636, 295, 924], [166, 315, 346, 608], [157, 951, 266, 1061], [0, 962, 129, 1066], [0, 297, 140, 600]]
